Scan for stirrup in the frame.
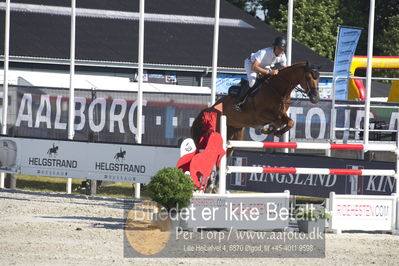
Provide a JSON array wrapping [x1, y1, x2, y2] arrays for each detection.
[[233, 102, 243, 112]]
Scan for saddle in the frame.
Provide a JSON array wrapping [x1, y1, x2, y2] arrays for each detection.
[[229, 75, 271, 101]]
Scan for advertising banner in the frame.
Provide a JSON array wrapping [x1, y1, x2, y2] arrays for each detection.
[[216, 74, 246, 94], [134, 70, 177, 84], [332, 26, 362, 100], [4, 86, 399, 145], [7, 86, 209, 146], [329, 193, 396, 232], [0, 136, 180, 183]]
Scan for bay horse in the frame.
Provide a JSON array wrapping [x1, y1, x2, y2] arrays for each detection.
[[191, 61, 321, 153]]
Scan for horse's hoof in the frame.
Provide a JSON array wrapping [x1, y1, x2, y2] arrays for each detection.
[[255, 128, 263, 135], [268, 124, 275, 132]]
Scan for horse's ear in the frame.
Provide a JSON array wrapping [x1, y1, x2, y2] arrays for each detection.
[[310, 64, 321, 70]]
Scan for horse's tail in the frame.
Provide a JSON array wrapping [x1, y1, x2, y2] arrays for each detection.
[[190, 109, 207, 148]]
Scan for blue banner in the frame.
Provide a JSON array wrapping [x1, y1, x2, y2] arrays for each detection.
[[333, 26, 362, 100], [216, 73, 246, 94]]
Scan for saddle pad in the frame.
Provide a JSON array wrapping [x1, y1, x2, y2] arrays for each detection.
[[228, 85, 241, 98]]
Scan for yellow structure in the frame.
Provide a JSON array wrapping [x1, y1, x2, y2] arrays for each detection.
[[388, 80, 399, 102], [348, 56, 399, 100]]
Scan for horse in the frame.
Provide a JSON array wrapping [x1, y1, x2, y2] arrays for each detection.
[[47, 144, 59, 157], [191, 61, 321, 155], [114, 148, 126, 162]]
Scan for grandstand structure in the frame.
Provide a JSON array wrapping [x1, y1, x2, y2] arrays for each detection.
[[0, 0, 334, 91]]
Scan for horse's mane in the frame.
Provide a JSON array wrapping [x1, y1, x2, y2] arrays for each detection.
[[264, 62, 307, 85], [277, 61, 307, 75]]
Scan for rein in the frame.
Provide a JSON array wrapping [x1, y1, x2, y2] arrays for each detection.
[[294, 75, 312, 98], [265, 64, 306, 101]]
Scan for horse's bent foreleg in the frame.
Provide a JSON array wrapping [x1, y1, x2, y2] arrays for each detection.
[[274, 116, 294, 137], [259, 123, 276, 135], [259, 113, 294, 137]]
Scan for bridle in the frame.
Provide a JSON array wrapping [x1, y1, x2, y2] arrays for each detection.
[[294, 65, 320, 97]]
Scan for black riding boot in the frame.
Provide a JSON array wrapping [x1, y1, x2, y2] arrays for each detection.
[[233, 80, 253, 112]]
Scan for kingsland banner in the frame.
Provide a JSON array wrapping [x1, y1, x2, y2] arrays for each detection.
[[227, 151, 396, 198], [0, 136, 179, 183], [4, 86, 399, 145]]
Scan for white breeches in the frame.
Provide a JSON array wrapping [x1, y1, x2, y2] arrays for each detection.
[[244, 58, 257, 87]]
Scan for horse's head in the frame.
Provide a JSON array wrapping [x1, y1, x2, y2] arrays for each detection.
[[300, 61, 321, 104]]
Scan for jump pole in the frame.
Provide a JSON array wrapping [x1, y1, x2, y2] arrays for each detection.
[[227, 166, 396, 177], [228, 140, 397, 152]]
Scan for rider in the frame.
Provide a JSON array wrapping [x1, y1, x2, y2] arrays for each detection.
[[234, 36, 288, 112]]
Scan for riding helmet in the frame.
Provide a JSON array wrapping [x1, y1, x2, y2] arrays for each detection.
[[273, 36, 287, 49]]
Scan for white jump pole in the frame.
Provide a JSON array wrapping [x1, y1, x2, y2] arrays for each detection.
[[227, 140, 397, 152], [66, 0, 76, 194], [227, 166, 396, 177], [282, 0, 293, 152], [134, 0, 145, 199], [0, 0, 10, 189], [210, 0, 220, 105], [218, 115, 227, 194]]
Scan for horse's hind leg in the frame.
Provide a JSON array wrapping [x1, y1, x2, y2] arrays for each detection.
[[226, 126, 244, 157]]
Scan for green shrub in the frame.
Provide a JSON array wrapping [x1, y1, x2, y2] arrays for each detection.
[[297, 206, 331, 220], [147, 167, 194, 211]]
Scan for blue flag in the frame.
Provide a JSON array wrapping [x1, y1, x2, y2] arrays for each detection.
[[333, 26, 362, 100]]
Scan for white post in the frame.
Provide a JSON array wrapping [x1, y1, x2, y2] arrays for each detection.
[[328, 191, 335, 232], [328, 76, 339, 158], [396, 128, 399, 195], [395, 128, 399, 233], [286, 0, 293, 66], [218, 115, 227, 194], [329, 25, 342, 157], [0, 0, 10, 189], [283, 0, 294, 152], [211, 0, 220, 105], [2, 0, 10, 135], [134, 0, 145, 199], [363, 0, 375, 147], [66, 0, 76, 194], [0, 173, 3, 189]]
